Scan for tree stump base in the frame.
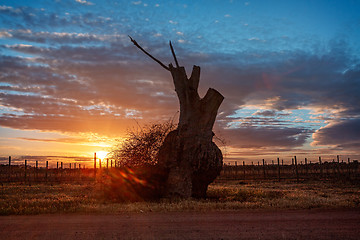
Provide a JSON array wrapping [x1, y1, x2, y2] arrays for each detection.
[[158, 129, 223, 198]]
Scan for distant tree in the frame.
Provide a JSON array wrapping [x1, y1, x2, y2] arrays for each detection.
[[110, 121, 176, 167]]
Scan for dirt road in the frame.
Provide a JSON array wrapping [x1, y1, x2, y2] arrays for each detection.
[[0, 209, 359, 239]]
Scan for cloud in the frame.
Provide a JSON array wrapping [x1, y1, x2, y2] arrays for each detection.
[[0, 113, 135, 137], [0, 43, 178, 136], [3, 41, 359, 128], [0, 31, 12, 38], [200, 42, 359, 113], [312, 119, 360, 150], [0, 5, 22, 14], [75, 0, 94, 5], [17, 136, 88, 144], [0, 5, 112, 31], [219, 126, 311, 149], [1, 10, 360, 155], [183, 41, 359, 153], [9, 30, 125, 44], [253, 110, 277, 117]]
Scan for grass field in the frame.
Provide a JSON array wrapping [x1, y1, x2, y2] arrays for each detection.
[[1, 180, 359, 215]]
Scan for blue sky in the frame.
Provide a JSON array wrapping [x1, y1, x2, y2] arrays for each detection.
[[1, 0, 360, 165]]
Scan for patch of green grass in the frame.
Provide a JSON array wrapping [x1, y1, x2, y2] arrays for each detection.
[[0, 180, 359, 215]]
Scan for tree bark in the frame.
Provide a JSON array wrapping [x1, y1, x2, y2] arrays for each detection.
[[129, 37, 224, 198], [158, 64, 224, 198]]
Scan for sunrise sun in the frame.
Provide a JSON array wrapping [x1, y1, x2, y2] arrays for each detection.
[[96, 151, 109, 160]]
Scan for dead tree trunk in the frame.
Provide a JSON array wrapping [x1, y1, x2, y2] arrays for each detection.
[[130, 37, 224, 198]]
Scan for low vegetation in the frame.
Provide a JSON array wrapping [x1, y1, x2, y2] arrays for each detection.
[[1, 180, 359, 215], [109, 121, 175, 166]]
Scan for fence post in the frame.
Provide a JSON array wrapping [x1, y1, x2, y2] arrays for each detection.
[[243, 161, 246, 180], [36, 160, 38, 182], [107, 158, 109, 169], [294, 156, 299, 182], [94, 152, 97, 179], [262, 159, 266, 179], [8, 156, 11, 182], [46, 161, 48, 182], [24, 159, 27, 182], [234, 161, 237, 179], [60, 162, 63, 181], [319, 157, 323, 178], [56, 161, 58, 180], [251, 161, 254, 180], [111, 159, 113, 168], [277, 157, 280, 182]]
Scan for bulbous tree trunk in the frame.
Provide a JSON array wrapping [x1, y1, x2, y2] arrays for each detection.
[[158, 65, 224, 198], [129, 37, 224, 198]]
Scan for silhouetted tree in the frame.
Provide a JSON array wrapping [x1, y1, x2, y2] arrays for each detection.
[[130, 37, 224, 198]]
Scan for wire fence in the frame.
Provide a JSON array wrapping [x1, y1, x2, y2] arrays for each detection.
[[1, 155, 359, 184], [218, 156, 360, 182]]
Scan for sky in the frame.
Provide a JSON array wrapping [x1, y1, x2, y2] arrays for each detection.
[[1, 0, 360, 166]]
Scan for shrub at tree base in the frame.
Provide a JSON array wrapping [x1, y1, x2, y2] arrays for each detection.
[[110, 121, 175, 167], [102, 165, 167, 202], [106, 121, 174, 201]]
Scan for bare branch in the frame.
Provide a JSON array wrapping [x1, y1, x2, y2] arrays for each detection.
[[169, 41, 180, 68], [129, 35, 170, 71]]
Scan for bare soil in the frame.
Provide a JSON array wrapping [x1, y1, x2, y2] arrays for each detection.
[[0, 209, 359, 239]]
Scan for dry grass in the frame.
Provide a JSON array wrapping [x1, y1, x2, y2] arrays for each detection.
[[0, 180, 359, 215], [208, 180, 360, 209]]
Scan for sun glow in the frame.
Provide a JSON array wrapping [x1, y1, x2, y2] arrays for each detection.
[[96, 151, 109, 160]]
